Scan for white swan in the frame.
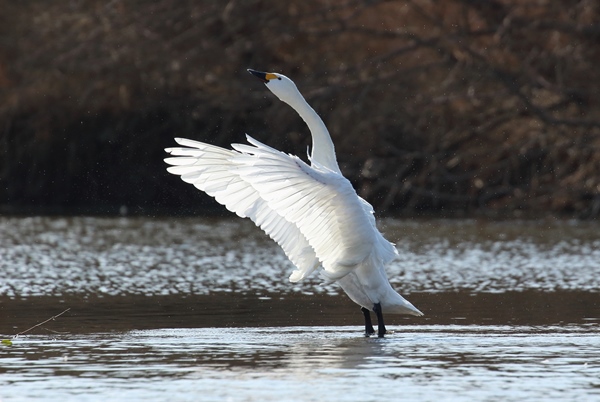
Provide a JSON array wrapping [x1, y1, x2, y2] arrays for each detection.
[[164, 69, 423, 337]]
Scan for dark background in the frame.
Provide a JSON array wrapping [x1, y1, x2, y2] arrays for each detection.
[[2, 0, 600, 217]]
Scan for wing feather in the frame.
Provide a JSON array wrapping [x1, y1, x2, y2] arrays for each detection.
[[165, 135, 397, 282], [165, 138, 320, 281], [231, 135, 384, 280]]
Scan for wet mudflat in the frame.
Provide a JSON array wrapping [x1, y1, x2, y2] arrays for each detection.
[[1, 216, 599, 401]]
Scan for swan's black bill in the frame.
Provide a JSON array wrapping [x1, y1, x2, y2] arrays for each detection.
[[247, 69, 269, 83]]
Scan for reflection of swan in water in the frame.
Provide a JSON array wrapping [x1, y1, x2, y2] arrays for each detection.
[[165, 70, 422, 337], [194, 327, 390, 372], [281, 328, 391, 371]]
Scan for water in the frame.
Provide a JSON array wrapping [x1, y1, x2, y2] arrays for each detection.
[[1, 217, 599, 401], [2, 326, 599, 401]]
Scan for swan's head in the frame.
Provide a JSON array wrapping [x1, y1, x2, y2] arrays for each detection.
[[247, 69, 301, 106]]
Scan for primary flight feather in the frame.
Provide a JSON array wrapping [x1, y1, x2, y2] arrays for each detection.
[[164, 69, 422, 337]]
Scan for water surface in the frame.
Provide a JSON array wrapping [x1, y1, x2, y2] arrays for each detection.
[[2, 326, 599, 401], [2, 217, 599, 297], [1, 217, 599, 401]]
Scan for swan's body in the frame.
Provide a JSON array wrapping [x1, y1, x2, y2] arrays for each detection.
[[165, 69, 422, 336]]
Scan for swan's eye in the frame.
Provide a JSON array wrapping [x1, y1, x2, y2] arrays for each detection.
[[277, 77, 282, 80]]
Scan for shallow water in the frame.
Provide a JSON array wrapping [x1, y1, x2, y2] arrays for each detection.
[[1, 216, 599, 401], [2, 325, 599, 402]]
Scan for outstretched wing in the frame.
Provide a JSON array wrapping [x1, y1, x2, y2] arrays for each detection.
[[165, 138, 319, 282], [231, 135, 390, 280], [165, 135, 396, 281]]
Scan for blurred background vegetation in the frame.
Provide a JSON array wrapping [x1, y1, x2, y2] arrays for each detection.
[[1, 0, 600, 217]]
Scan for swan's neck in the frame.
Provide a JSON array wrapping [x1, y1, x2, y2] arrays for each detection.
[[291, 96, 341, 174]]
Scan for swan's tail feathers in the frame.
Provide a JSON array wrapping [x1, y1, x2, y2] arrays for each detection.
[[402, 300, 424, 317], [380, 292, 424, 316]]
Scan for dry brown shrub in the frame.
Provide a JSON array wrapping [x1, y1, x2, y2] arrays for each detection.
[[1, 0, 599, 217]]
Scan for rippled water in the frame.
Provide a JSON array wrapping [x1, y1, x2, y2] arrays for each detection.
[[1, 216, 599, 401], [2, 217, 600, 296], [2, 326, 599, 401]]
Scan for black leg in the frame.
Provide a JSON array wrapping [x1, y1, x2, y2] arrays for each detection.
[[373, 303, 386, 338], [361, 307, 375, 336]]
